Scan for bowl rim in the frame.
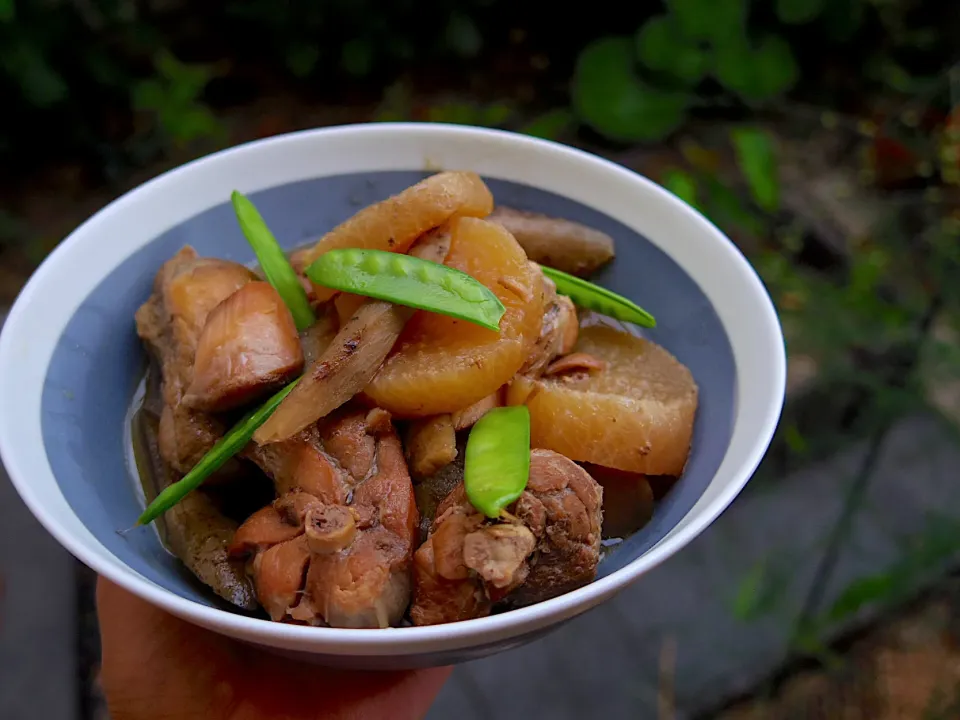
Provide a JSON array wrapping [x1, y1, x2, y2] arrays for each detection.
[[0, 122, 785, 655]]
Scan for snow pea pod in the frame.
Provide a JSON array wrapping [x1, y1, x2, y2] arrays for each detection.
[[231, 191, 316, 331], [464, 406, 531, 518], [540, 265, 656, 328], [306, 248, 506, 332], [136, 379, 299, 526]]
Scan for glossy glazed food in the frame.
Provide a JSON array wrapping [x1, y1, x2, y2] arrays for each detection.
[[131, 171, 699, 627]]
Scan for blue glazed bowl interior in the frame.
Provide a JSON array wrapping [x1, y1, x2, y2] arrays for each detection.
[[40, 171, 736, 612]]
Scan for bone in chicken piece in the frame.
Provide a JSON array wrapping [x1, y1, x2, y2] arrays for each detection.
[[231, 406, 419, 628], [409, 448, 603, 625]]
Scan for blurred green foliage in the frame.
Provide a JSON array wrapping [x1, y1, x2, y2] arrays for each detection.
[[131, 51, 223, 147], [0, 0, 517, 172], [574, 0, 805, 141]]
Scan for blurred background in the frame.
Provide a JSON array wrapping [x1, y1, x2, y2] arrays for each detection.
[[1, 0, 959, 717]]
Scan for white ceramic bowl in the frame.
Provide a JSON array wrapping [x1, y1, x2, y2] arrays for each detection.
[[0, 123, 785, 668]]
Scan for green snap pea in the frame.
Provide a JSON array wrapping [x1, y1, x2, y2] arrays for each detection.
[[540, 265, 656, 328], [306, 248, 506, 332], [231, 191, 316, 331], [464, 406, 531, 519], [136, 379, 299, 526]]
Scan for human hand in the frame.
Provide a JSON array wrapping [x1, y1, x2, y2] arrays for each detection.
[[97, 577, 451, 720]]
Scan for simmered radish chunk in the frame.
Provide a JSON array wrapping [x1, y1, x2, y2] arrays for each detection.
[[363, 217, 544, 416], [293, 171, 494, 303], [505, 323, 698, 475]]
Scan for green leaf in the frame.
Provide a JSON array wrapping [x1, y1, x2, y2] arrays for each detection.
[[716, 35, 798, 101], [701, 177, 767, 236], [154, 51, 213, 104], [753, 35, 800, 99], [661, 169, 699, 208], [286, 43, 320, 78], [731, 126, 780, 212], [822, 0, 865, 41], [783, 423, 808, 454], [341, 38, 374, 77], [776, 0, 826, 25], [444, 12, 483, 58], [480, 102, 513, 127], [375, 81, 413, 122], [1, 40, 68, 107], [670, 0, 745, 42], [425, 101, 510, 127], [131, 79, 165, 111], [521, 108, 575, 140], [0, 0, 15, 22], [730, 559, 792, 621], [636, 16, 708, 86], [825, 573, 897, 624], [166, 107, 221, 144], [573, 37, 688, 143], [731, 562, 766, 620]]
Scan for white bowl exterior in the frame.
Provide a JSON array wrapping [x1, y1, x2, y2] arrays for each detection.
[[0, 124, 785, 658]]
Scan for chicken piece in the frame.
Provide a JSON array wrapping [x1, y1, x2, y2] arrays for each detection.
[[410, 486, 529, 625], [507, 449, 603, 607], [543, 352, 606, 378], [430, 509, 484, 580], [409, 535, 490, 626], [136, 246, 256, 471], [405, 389, 499, 482], [308, 422, 419, 627], [303, 505, 358, 554], [157, 403, 223, 475], [135, 248, 260, 608], [232, 407, 419, 628], [488, 206, 615, 276], [251, 536, 312, 622], [164, 489, 259, 611], [242, 424, 351, 505], [317, 409, 378, 481], [184, 282, 304, 412], [136, 383, 257, 609], [463, 524, 536, 590], [450, 392, 501, 431], [405, 415, 458, 479], [229, 492, 322, 555], [409, 449, 603, 625], [520, 272, 579, 377]]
